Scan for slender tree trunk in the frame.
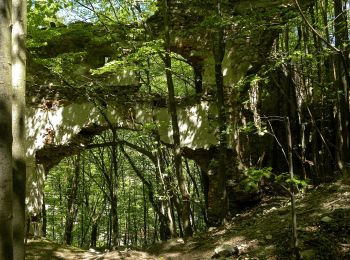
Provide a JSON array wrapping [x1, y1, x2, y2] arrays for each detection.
[[185, 159, 208, 225], [208, 0, 228, 227], [155, 133, 176, 239], [110, 193, 118, 246], [145, 57, 178, 240], [193, 61, 203, 94], [162, 0, 193, 238], [286, 117, 300, 260], [334, 0, 350, 179], [126, 185, 131, 245], [152, 213, 158, 243], [133, 188, 138, 245], [90, 222, 98, 248], [11, 0, 26, 257], [41, 196, 47, 237], [142, 184, 148, 245], [147, 60, 175, 239], [52, 208, 55, 240], [64, 155, 81, 245], [0, 0, 14, 258], [110, 130, 119, 246], [320, 0, 330, 43], [120, 144, 172, 240]]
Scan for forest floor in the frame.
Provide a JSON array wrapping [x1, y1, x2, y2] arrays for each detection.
[[26, 180, 350, 259]]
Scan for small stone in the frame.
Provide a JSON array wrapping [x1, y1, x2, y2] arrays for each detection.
[[265, 234, 272, 240], [208, 227, 216, 232], [212, 244, 238, 258], [321, 216, 333, 223], [176, 238, 185, 244], [236, 244, 249, 254]]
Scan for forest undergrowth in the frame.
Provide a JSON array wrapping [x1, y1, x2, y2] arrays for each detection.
[[26, 179, 350, 259]]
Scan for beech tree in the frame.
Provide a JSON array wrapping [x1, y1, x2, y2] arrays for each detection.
[[0, 0, 14, 259], [12, 0, 27, 258]]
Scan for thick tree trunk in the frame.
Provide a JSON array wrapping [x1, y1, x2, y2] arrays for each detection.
[[162, 0, 193, 238], [11, 0, 26, 258], [0, 1, 14, 258]]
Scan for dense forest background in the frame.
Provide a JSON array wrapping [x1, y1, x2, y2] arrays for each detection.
[[0, 0, 349, 259]]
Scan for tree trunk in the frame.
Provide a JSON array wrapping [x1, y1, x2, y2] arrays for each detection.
[[11, 0, 26, 258], [286, 117, 300, 260], [193, 61, 203, 94], [162, 0, 193, 238], [110, 130, 119, 246], [90, 222, 98, 248], [64, 155, 81, 245], [333, 0, 350, 179], [155, 133, 177, 239], [0, 0, 14, 258], [41, 196, 47, 237], [184, 159, 208, 226], [208, 0, 228, 227], [142, 184, 148, 245]]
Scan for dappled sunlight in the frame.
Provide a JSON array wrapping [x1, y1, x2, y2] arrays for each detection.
[[159, 252, 181, 258], [321, 190, 350, 210], [24, 99, 219, 215], [179, 101, 216, 148], [19, 0, 350, 259], [54, 249, 97, 260], [26, 164, 46, 215]]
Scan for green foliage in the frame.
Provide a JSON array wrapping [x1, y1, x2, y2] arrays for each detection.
[[239, 121, 268, 137], [200, 14, 231, 30], [241, 167, 272, 192], [34, 52, 87, 74], [28, 0, 71, 29], [239, 122, 256, 134], [275, 173, 308, 191]]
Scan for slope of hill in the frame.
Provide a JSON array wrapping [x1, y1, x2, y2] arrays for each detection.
[[26, 180, 350, 259]]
